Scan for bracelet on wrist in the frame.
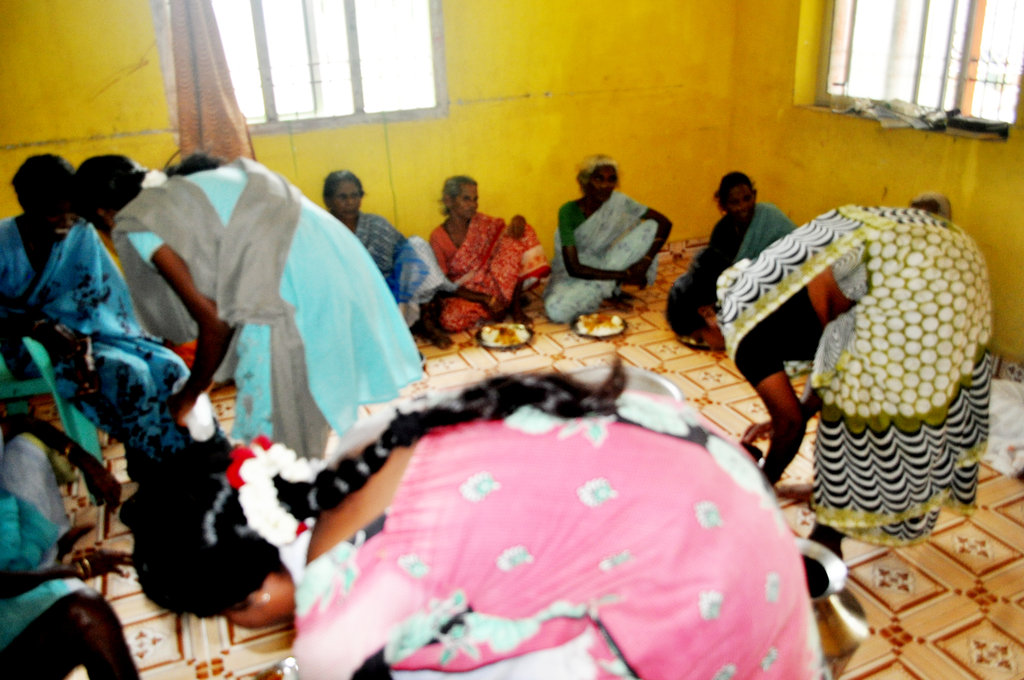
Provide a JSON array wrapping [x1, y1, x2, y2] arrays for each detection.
[[75, 557, 92, 579]]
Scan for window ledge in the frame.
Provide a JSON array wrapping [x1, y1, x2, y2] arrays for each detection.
[[799, 104, 1011, 141], [246, 104, 448, 136]]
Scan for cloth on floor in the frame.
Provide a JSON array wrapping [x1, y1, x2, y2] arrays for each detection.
[[983, 379, 1024, 478]]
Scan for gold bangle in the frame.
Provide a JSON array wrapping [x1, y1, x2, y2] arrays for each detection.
[[77, 557, 92, 579]]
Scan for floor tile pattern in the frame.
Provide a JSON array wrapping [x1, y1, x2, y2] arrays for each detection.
[[14, 239, 1024, 679]]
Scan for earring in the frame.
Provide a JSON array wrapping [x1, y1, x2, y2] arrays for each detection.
[[259, 591, 271, 605]]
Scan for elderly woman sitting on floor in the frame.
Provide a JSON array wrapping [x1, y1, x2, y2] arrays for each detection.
[[324, 169, 455, 347], [428, 175, 549, 333], [543, 154, 672, 323]]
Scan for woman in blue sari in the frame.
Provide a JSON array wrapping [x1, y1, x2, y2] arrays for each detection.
[[0, 155, 196, 479], [323, 170, 455, 347], [0, 414, 137, 679]]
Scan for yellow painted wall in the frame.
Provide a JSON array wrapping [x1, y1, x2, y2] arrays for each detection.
[[727, 2, 1024, 362], [1, 1, 1020, 359]]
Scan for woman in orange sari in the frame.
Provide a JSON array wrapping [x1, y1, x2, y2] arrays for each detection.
[[429, 176, 549, 332]]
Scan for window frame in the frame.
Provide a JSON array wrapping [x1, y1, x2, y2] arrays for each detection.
[[814, 0, 1023, 126], [150, 0, 448, 136]]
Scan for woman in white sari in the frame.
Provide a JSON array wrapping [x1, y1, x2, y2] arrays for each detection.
[[543, 155, 672, 323]]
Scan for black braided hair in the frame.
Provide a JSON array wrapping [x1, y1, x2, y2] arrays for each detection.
[[120, 441, 281, 617], [277, 367, 626, 517], [124, 367, 626, 617], [166, 152, 225, 177]]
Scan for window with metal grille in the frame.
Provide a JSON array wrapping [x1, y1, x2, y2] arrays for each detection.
[[211, 0, 446, 128], [824, 0, 1024, 124]]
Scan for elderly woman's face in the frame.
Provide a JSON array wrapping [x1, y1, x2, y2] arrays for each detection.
[[444, 183, 478, 222], [582, 165, 617, 204], [326, 180, 363, 227]]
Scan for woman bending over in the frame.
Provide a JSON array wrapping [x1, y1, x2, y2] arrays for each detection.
[[74, 154, 422, 459], [124, 366, 825, 679], [672, 205, 991, 555]]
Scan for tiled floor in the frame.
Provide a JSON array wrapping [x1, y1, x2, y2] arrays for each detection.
[[26, 240, 1024, 679]]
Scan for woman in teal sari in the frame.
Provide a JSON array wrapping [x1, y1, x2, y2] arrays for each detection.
[[0, 415, 136, 679], [667, 172, 795, 344], [75, 154, 422, 461], [543, 155, 672, 323], [707, 172, 795, 264]]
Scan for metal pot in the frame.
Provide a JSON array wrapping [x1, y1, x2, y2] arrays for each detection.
[[797, 538, 869, 678], [570, 365, 684, 401], [255, 656, 299, 680]]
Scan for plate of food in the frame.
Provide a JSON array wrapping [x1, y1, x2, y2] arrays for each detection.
[[477, 322, 533, 350], [572, 312, 626, 339]]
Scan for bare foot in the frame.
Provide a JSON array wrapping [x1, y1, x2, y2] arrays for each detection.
[[413, 318, 453, 349], [608, 292, 636, 311], [423, 324, 453, 349], [775, 482, 813, 503], [511, 309, 532, 326]]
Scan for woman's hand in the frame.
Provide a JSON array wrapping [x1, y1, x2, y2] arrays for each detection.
[[485, 294, 507, 317], [75, 454, 122, 508], [72, 549, 133, 580], [29, 320, 80, 358], [151, 245, 234, 420], [623, 257, 653, 287], [506, 215, 527, 239], [168, 389, 199, 428], [741, 421, 773, 445], [28, 323, 100, 394]]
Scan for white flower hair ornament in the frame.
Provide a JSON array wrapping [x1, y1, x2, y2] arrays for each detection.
[[224, 435, 324, 547], [140, 169, 168, 189]]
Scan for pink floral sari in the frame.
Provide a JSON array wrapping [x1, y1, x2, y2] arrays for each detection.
[[429, 213, 548, 332], [294, 392, 824, 679]]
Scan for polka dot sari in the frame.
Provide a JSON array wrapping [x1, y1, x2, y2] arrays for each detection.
[[720, 206, 992, 545]]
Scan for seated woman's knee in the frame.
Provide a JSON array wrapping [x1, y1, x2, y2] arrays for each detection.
[[544, 299, 572, 324]]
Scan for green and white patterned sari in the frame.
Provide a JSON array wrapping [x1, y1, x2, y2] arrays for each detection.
[[719, 205, 992, 545]]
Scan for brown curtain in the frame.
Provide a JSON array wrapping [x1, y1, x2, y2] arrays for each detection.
[[170, 0, 255, 161]]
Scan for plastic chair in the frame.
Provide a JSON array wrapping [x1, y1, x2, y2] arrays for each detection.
[[0, 338, 103, 462]]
